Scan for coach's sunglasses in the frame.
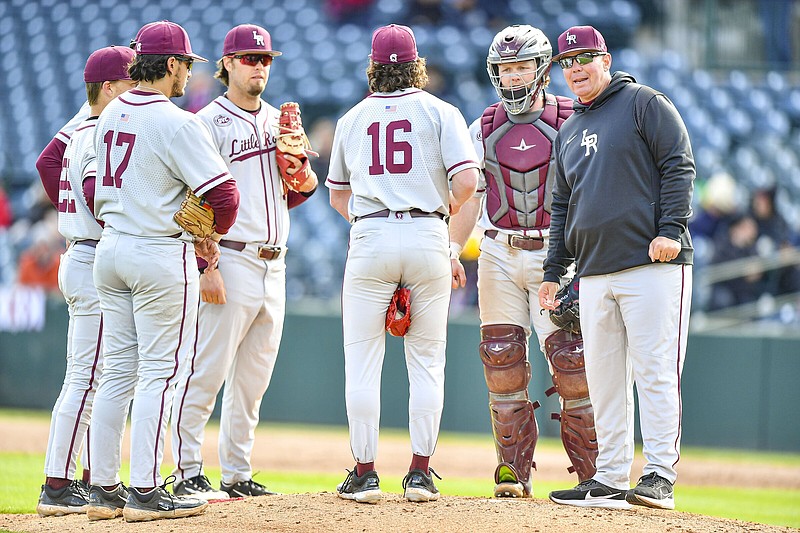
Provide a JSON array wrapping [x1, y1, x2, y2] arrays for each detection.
[[174, 56, 193, 71], [557, 52, 606, 69], [233, 54, 273, 67]]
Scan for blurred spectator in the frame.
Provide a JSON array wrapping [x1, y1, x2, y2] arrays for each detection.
[[0, 183, 11, 229], [708, 214, 763, 310], [16, 218, 64, 293], [749, 186, 800, 298], [407, 0, 445, 25], [758, 0, 795, 69], [750, 187, 793, 251], [689, 171, 741, 241], [181, 69, 221, 113], [323, 0, 375, 25]]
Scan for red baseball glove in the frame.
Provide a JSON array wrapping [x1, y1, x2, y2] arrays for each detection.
[[276, 102, 317, 193], [386, 287, 411, 337]]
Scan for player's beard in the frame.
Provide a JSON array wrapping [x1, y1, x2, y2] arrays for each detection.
[[171, 77, 186, 98]]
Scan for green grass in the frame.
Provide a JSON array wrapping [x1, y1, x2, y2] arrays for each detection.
[[1, 409, 798, 528]]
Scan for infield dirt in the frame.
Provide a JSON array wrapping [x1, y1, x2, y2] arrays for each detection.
[[0, 416, 796, 532]]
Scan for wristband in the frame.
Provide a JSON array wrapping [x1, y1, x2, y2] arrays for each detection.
[[449, 241, 463, 260]]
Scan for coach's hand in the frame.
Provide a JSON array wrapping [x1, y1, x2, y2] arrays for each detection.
[[538, 281, 560, 310], [649, 236, 681, 263]]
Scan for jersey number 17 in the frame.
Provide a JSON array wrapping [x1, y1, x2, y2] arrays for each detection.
[[101, 130, 137, 188]]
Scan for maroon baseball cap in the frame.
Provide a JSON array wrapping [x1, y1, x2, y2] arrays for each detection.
[[370, 24, 418, 65], [84, 46, 135, 83], [132, 20, 208, 62], [552, 25, 607, 61], [223, 24, 282, 57]]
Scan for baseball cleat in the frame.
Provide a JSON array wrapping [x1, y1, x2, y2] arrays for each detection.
[[36, 480, 89, 517], [174, 474, 230, 501], [337, 468, 382, 504], [87, 483, 129, 520], [549, 478, 632, 509], [626, 472, 675, 510], [219, 478, 277, 498], [493, 463, 532, 498], [402, 468, 441, 503], [123, 485, 207, 522]]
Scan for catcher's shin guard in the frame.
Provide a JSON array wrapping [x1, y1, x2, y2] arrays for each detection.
[[480, 324, 538, 497], [544, 329, 598, 482]]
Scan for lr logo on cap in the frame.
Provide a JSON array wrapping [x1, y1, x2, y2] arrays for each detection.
[[566, 31, 577, 45], [390, 53, 398, 62], [253, 30, 264, 46]]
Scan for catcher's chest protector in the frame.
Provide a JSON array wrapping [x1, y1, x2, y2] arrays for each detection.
[[480, 95, 573, 231]]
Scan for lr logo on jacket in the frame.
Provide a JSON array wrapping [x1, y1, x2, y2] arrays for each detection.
[[580, 129, 598, 156]]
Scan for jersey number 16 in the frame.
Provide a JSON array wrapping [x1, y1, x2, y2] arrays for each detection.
[[367, 120, 412, 175]]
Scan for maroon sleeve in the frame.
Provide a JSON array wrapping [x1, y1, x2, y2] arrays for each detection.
[[36, 137, 67, 208], [287, 185, 317, 209], [203, 179, 239, 234], [81, 176, 104, 227]]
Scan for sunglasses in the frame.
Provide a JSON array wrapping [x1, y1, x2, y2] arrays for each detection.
[[233, 54, 272, 67], [174, 56, 193, 71], [557, 52, 605, 69]]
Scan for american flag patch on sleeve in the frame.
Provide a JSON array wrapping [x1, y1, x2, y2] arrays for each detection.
[[385, 105, 397, 113], [120, 113, 130, 122]]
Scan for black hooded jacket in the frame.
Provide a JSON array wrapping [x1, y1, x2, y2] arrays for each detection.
[[543, 72, 695, 282]]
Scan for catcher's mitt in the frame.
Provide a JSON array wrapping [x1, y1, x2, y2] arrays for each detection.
[[549, 277, 580, 334], [174, 189, 215, 239], [276, 102, 317, 193], [386, 287, 411, 337]]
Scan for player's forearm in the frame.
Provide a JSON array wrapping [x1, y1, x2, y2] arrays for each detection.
[[449, 196, 480, 248], [204, 180, 240, 234], [287, 186, 316, 209], [450, 168, 479, 211], [329, 189, 351, 221], [36, 137, 66, 208]]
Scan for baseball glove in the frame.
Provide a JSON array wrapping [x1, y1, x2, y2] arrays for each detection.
[[386, 287, 411, 337], [549, 277, 580, 334], [174, 189, 215, 239], [276, 102, 317, 193]]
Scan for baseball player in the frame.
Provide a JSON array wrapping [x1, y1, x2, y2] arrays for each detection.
[[541, 26, 694, 510], [326, 24, 479, 504], [170, 23, 316, 500], [448, 25, 598, 499], [36, 102, 91, 208], [85, 21, 240, 523], [35, 46, 137, 518]]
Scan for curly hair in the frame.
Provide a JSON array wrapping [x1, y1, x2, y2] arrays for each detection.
[[366, 58, 428, 93], [128, 54, 171, 83]]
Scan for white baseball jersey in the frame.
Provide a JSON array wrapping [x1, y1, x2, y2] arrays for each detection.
[[55, 101, 91, 145], [195, 96, 289, 246], [326, 88, 477, 219], [95, 89, 231, 236], [171, 95, 291, 488], [57, 117, 102, 242], [326, 88, 478, 467]]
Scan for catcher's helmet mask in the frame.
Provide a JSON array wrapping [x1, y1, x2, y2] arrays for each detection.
[[487, 25, 552, 115]]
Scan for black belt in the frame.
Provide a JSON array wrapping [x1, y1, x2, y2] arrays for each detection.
[[354, 209, 445, 222], [74, 239, 99, 248], [484, 230, 544, 251], [219, 239, 284, 260]]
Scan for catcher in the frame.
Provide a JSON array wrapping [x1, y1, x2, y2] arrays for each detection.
[[448, 24, 597, 499]]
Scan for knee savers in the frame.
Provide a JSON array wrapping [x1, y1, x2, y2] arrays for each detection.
[[480, 324, 530, 394], [544, 328, 598, 481]]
